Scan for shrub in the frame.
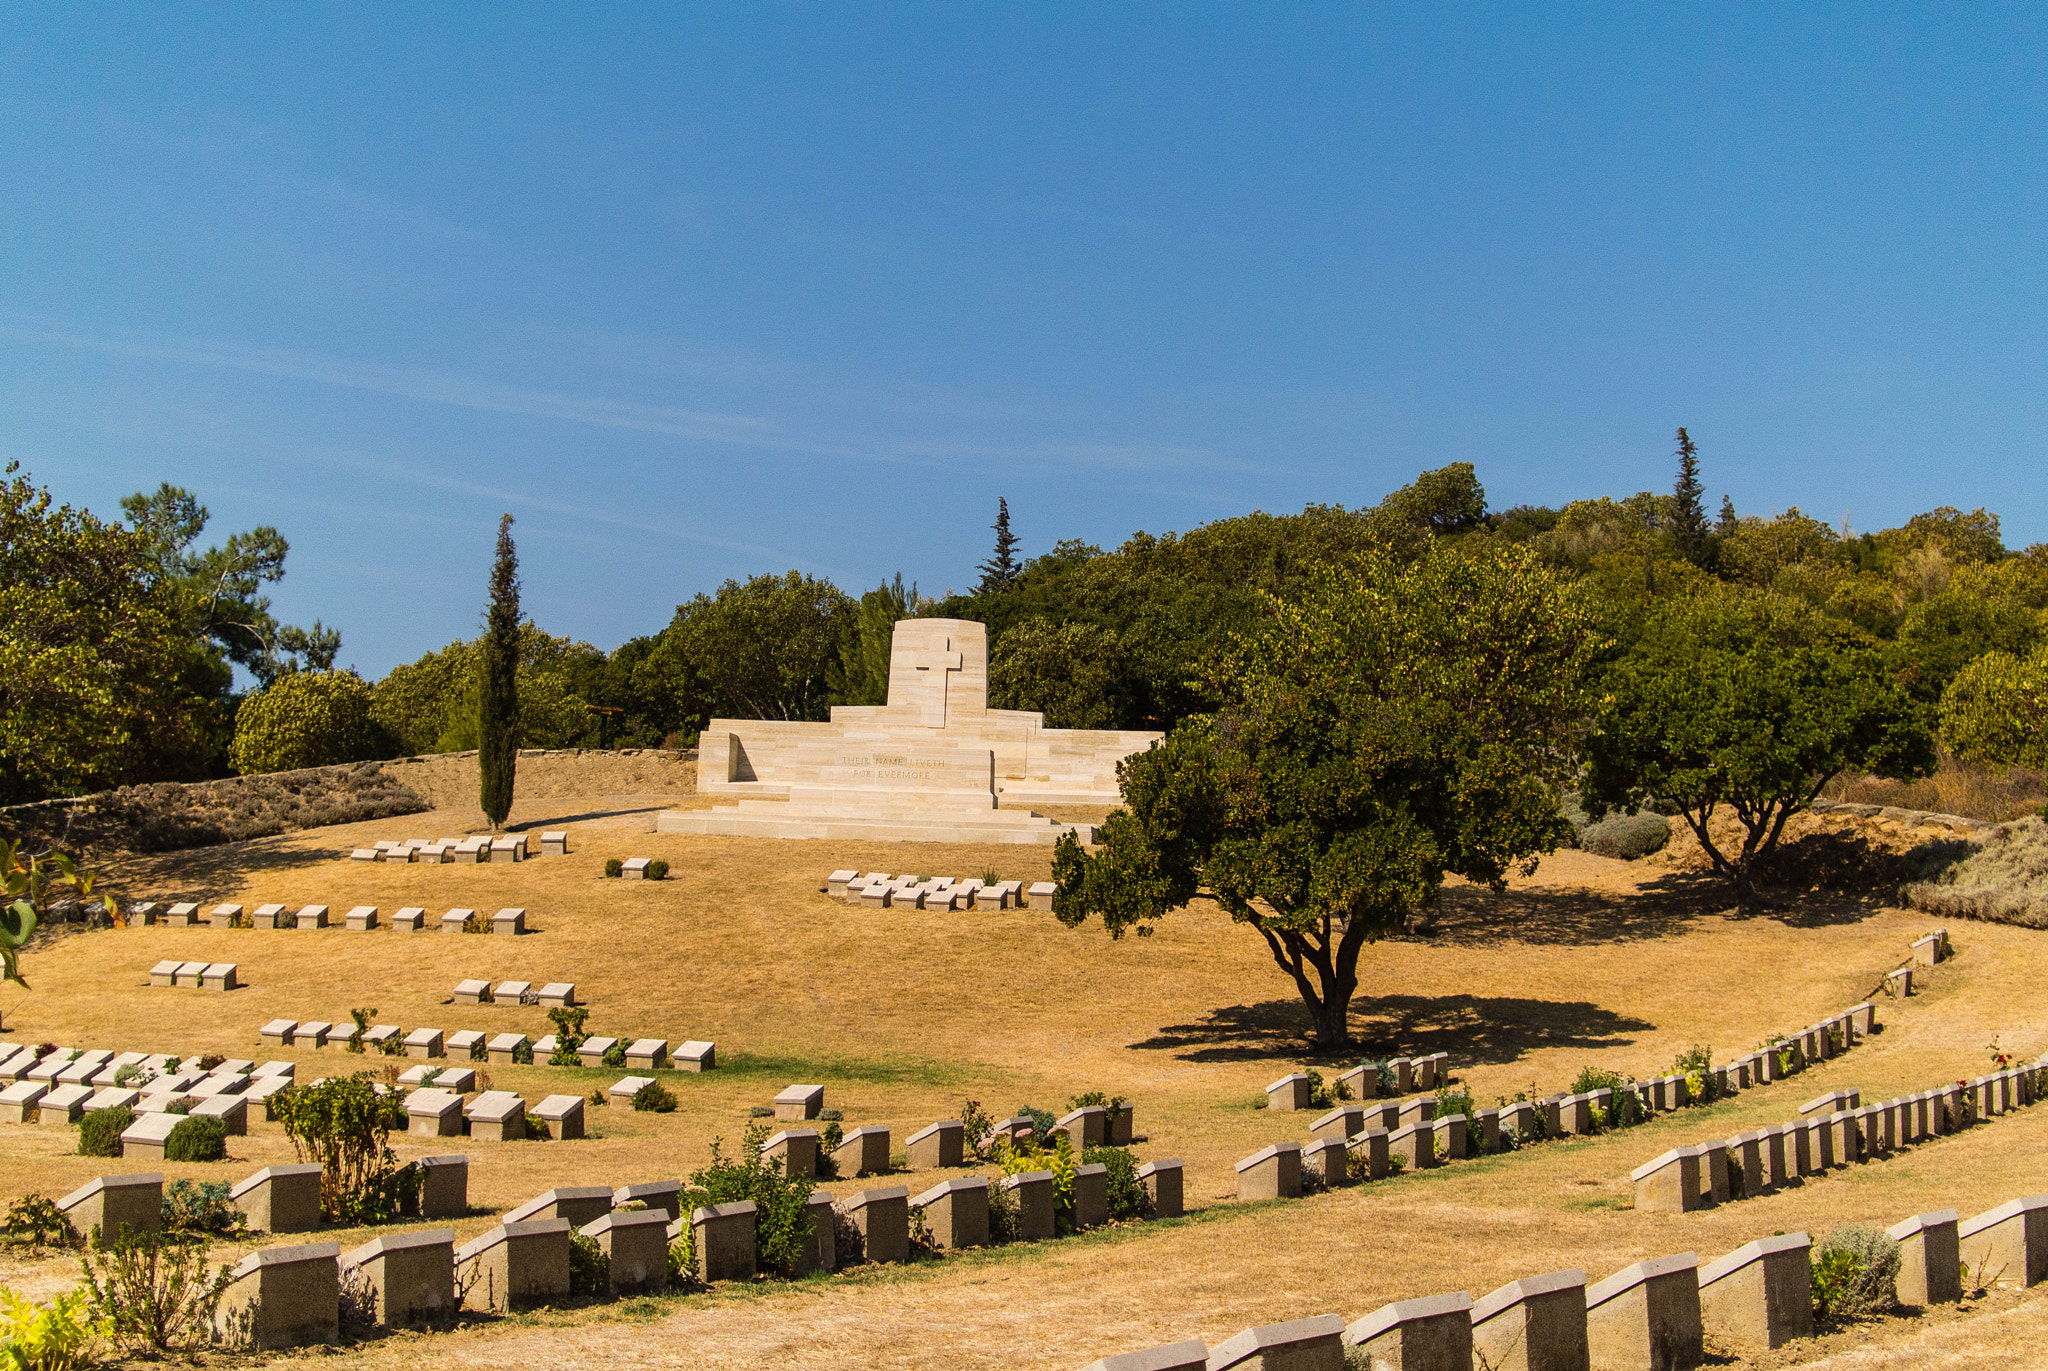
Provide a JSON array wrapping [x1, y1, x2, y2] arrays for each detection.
[[468, 1036, 487, 1062], [3, 1195, 72, 1248], [1434, 1086, 1475, 1121], [1671, 1043, 1715, 1104], [690, 1126, 817, 1278], [162, 1116, 226, 1163], [272, 1073, 416, 1224], [229, 671, 386, 775], [602, 1042, 628, 1069], [632, 1080, 677, 1113], [193, 1055, 224, 1073], [160, 1180, 242, 1235], [1017, 1104, 1057, 1139], [568, 1233, 609, 1296], [80, 1230, 232, 1353], [524, 1114, 552, 1141], [605, 859, 623, 878], [986, 1171, 1021, 1242], [346, 1007, 376, 1054], [961, 1098, 996, 1157], [110, 1063, 145, 1088], [511, 1039, 534, 1065], [1812, 1224, 1900, 1320], [646, 859, 669, 880], [1579, 811, 1672, 860], [1303, 1070, 1334, 1111], [1081, 1145, 1149, 1221], [666, 1230, 697, 1286], [0, 1286, 101, 1367], [78, 1107, 134, 1158], [1904, 815, 2048, 929]]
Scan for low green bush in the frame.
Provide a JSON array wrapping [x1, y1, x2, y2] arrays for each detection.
[[161, 1180, 242, 1235], [568, 1233, 609, 1295], [79, 1106, 134, 1158], [1579, 811, 1673, 860], [602, 1042, 628, 1069], [163, 1116, 227, 1163], [632, 1080, 677, 1113], [646, 859, 669, 880], [3, 1194, 73, 1248], [1081, 1145, 1149, 1220], [1812, 1224, 1900, 1320], [690, 1126, 816, 1277], [605, 859, 623, 878]]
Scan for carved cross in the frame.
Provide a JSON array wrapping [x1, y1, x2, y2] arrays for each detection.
[[898, 637, 964, 727]]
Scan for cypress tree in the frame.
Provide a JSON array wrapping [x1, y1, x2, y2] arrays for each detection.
[[1669, 427, 1709, 566], [1717, 494, 1739, 536], [977, 497, 1022, 594], [477, 513, 521, 830]]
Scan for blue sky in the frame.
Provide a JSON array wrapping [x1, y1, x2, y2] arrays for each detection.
[[5, 5, 2043, 677]]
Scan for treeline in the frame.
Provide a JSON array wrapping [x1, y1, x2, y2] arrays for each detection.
[[5, 436, 2045, 805]]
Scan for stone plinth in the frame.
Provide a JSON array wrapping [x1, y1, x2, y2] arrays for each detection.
[[582, 1210, 669, 1294], [532, 1095, 585, 1141], [834, 1125, 891, 1177], [906, 1119, 964, 1169], [762, 1128, 820, 1180], [1073, 1162, 1110, 1228], [457, 1219, 569, 1311], [836, 1186, 909, 1264], [1585, 1253, 1701, 1371], [1083, 1341, 1208, 1371], [418, 1155, 468, 1218], [661, 619, 1159, 843], [1236, 1143, 1302, 1201], [1137, 1159, 1182, 1218], [1302, 1137, 1350, 1187], [407, 1090, 463, 1138], [775, 1084, 825, 1120], [1958, 1195, 2048, 1289], [912, 1176, 988, 1249], [1889, 1209, 1962, 1306], [1348, 1129, 1390, 1182], [230, 1164, 324, 1233], [215, 1241, 339, 1350], [58, 1173, 161, 1242], [1312, 1105, 1364, 1141], [344, 1228, 455, 1326], [1211, 1313, 1345, 1371], [1471, 1268, 1588, 1371], [1060, 1104, 1108, 1148], [1698, 1233, 1812, 1350], [1345, 1294, 1471, 1371], [1003, 1170, 1056, 1238], [505, 1186, 613, 1229]]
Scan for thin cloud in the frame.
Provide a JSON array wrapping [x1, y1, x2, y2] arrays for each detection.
[[0, 314, 1249, 475]]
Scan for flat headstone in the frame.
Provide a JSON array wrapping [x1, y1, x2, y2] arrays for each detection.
[[1210, 1313, 1345, 1371], [1470, 1268, 1587, 1371], [1889, 1209, 1963, 1307], [1699, 1232, 1813, 1350]]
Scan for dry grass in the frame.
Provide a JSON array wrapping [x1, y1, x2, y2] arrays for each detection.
[[1905, 816, 2048, 929], [1822, 753, 2047, 824], [2, 757, 2046, 1368]]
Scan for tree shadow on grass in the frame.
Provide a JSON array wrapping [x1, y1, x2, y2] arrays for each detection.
[[105, 836, 337, 896], [1129, 994, 1652, 1066], [506, 805, 670, 831]]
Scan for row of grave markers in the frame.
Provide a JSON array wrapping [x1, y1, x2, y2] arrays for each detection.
[[0, 1047, 294, 1145], [1081, 1184, 2048, 1370], [256, 1019, 716, 1073], [754, 1084, 1147, 1182], [133, 902, 530, 933], [1634, 1055, 2048, 1213], [348, 832, 570, 863], [826, 870, 1057, 911]]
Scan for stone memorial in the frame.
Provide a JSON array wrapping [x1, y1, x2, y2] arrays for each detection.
[[676, 1039, 717, 1071], [465, 1091, 526, 1142], [405, 1029, 445, 1060], [1136, 1158, 1182, 1218], [539, 982, 576, 1009], [214, 1241, 339, 1350], [624, 1038, 668, 1070], [1002, 1170, 1056, 1238], [1082, 1341, 1208, 1371], [1470, 1269, 1587, 1371], [230, 1164, 323, 1233], [1698, 1233, 1812, 1350], [201, 963, 238, 991], [58, 1173, 162, 1241], [1302, 1136, 1350, 1188], [1211, 1314, 1345, 1371], [457, 1219, 570, 1312], [1265, 1074, 1312, 1112], [343, 1228, 456, 1326], [533, 1095, 585, 1140], [762, 1128, 820, 1180], [836, 1186, 910, 1264], [906, 1119, 964, 1169], [1072, 1162, 1110, 1228], [1059, 1104, 1108, 1148], [508, 1186, 614, 1228], [1889, 1208, 1962, 1306], [661, 618, 1160, 843], [1388, 1122, 1436, 1172], [1337, 1063, 1379, 1100], [419, 1154, 468, 1217], [834, 1125, 892, 1177], [1958, 1195, 2048, 1289], [1311, 1104, 1363, 1141], [38, 1083, 92, 1124], [1585, 1253, 1701, 1371], [775, 1083, 826, 1120], [393, 907, 427, 932], [1235, 1142, 1302, 1201], [1631, 1148, 1701, 1215], [1345, 1293, 1476, 1371], [913, 1176, 989, 1248], [407, 1089, 464, 1138], [582, 1209, 668, 1294], [119, 1112, 184, 1159]]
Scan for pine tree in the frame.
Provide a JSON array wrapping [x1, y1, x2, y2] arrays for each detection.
[[1670, 427, 1709, 566], [1717, 494, 1738, 536], [477, 514, 521, 830], [977, 497, 1022, 594]]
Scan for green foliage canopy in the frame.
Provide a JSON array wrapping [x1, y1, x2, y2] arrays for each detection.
[[1052, 539, 1596, 1048], [1940, 645, 2048, 770], [1581, 591, 1936, 900], [989, 617, 1132, 729], [228, 671, 386, 775]]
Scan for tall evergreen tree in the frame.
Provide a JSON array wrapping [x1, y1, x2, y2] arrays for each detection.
[[1717, 494, 1739, 536], [977, 497, 1022, 594], [1670, 427, 1709, 566], [477, 514, 521, 830]]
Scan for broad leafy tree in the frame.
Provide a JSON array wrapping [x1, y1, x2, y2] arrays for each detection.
[[1941, 645, 2048, 769], [990, 617, 1132, 729], [659, 571, 853, 724], [1051, 540, 1597, 1049], [229, 671, 385, 775], [1581, 591, 1935, 902]]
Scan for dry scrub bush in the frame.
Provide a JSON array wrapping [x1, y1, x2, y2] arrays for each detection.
[[1904, 816, 2048, 929], [1823, 751, 2046, 823]]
